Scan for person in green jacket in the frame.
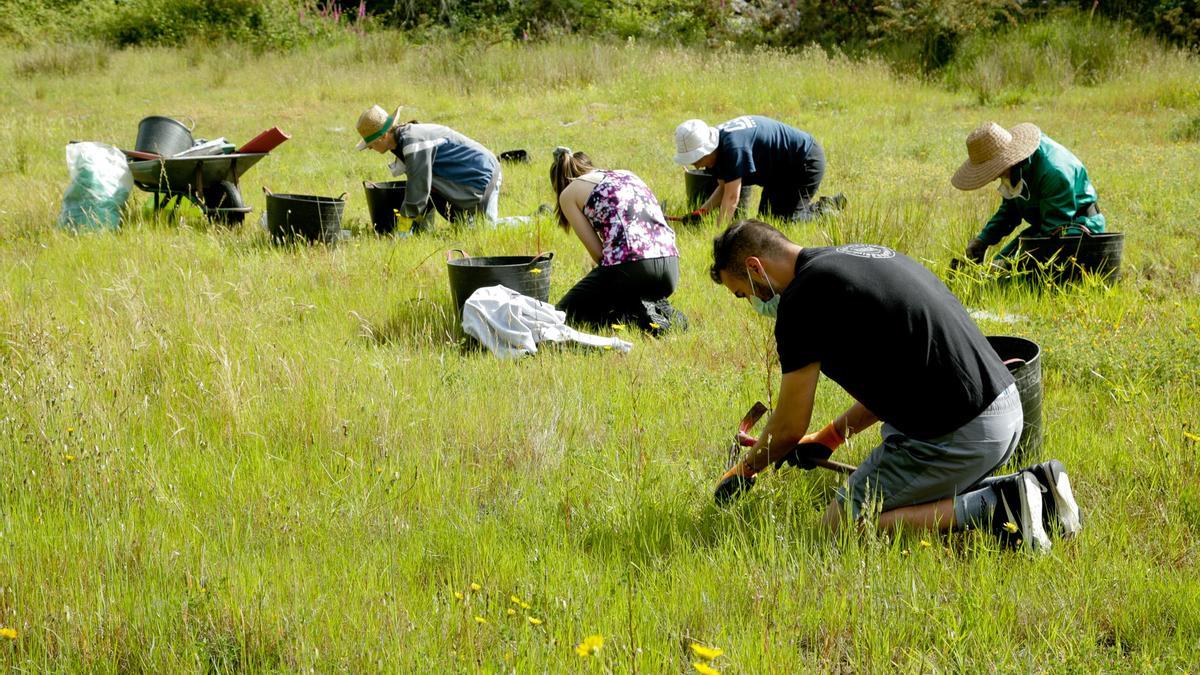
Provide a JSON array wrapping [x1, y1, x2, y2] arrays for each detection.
[[952, 122, 1105, 263]]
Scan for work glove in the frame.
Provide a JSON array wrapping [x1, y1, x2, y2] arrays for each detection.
[[773, 442, 834, 471], [772, 422, 845, 471], [679, 208, 707, 226], [395, 214, 415, 234], [714, 462, 755, 505], [965, 237, 989, 264]]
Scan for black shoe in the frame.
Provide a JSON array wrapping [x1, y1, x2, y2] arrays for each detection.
[[630, 298, 686, 337], [819, 192, 847, 213], [1026, 459, 1082, 539], [991, 472, 1051, 553], [653, 298, 688, 334]]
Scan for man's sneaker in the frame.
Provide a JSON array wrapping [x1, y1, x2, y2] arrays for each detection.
[[991, 472, 1052, 553], [1026, 459, 1082, 539]]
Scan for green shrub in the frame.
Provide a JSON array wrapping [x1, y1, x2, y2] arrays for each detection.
[[945, 12, 1161, 104], [1170, 114, 1200, 141], [103, 0, 323, 50], [869, 0, 1025, 72]]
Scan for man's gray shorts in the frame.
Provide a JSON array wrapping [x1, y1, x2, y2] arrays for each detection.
[[836, 383, 1022, 519]]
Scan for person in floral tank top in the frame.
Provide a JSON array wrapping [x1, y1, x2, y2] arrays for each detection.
[[550, 147, 686, 335]]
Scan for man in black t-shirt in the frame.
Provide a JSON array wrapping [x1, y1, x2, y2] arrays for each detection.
[[708, 220, 1083, 552]]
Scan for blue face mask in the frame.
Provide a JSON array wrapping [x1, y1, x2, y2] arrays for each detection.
[[747, 269, 779, 318]]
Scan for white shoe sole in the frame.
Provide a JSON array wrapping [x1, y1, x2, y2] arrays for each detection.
[[1017, 473, 1052, 553], [1037, 462, 1083, 539]]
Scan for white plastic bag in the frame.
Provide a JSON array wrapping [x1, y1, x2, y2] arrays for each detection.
[[57, 142, 133, 230]]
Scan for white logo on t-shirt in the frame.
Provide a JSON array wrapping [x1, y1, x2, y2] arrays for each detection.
[[836, 244, 896, 259], [717, 116, 757, 133]]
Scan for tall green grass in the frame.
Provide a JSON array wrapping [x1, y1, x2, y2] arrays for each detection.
[[0, 36, 1198, 671]]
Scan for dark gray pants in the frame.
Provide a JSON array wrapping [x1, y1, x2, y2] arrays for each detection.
[[758, 142, 826, 221], [556, 256, 679, 328]]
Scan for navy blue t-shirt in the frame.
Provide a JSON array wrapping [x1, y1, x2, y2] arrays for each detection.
[[714, 115, 816, 186], [775, 245, 1014, 439]]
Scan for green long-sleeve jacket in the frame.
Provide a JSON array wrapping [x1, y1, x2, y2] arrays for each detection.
[[978, 135, 1105, 253]]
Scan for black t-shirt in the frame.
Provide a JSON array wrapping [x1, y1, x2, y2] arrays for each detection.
[[714, 115, 816, 187], [775, 245, 1013, 439]]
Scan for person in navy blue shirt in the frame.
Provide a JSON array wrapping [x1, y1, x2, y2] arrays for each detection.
[[672, 116, 844, 226]]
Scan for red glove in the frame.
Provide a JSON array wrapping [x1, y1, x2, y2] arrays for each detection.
[[801, 422, 845, 452]]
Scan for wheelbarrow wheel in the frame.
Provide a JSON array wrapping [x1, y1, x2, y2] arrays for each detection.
[[202, 180, 247, 226]]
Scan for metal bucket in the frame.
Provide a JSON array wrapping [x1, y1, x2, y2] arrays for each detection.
[[135, 116, 193, 157], [265, 191, 346, 243], [363, 180, 414, 235], [1016, 231, 1124, 282], [987, 335, 1043, 465], [446, 250, 554, 319], [683, 169, 753, 217]]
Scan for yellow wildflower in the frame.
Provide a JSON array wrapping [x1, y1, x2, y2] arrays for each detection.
[[0, 628, 16, 639], [520, 601, 530, 609], [527, 616, 543, 626], [454, 591, 464, 601], [693, 663, 720, 675], [510, 595, 522, 604], [507, 608, 517, 616], [1184, 431, 1200, 443], [1002, 521, 1019, 534], [67, 427, 75, 433], [919, 539, 932, 547], [649, 322, 661, 329], [65, 455, 76, 462], [470, 582, 481, 591], [690, 643, 723, 660], [902, 549, 910, 556], [474, 616, 487, 624], [575, 634, 603, 656], [612, 323, 626, 331]]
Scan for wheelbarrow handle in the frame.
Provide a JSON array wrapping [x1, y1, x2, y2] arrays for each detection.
[[447, 248, 469, 262], [262, 186, 273, 196], [532, 251, 554, 262]]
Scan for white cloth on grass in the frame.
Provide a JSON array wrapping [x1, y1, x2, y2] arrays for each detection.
[[462, 285, 633, 358]]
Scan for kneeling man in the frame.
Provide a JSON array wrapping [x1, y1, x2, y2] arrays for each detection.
[[709, 220, 1081, 551]]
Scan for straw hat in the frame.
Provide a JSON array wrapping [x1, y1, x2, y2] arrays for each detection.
[[673, 119, 719, 165], [355, 104, 402, 150], [951, 122, 1041, 190]]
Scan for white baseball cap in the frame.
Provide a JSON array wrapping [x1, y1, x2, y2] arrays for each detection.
[[673, 119, 719, 165]]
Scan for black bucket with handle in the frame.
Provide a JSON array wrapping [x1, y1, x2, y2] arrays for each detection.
[[135, 116, 194, 157], [684, 169, 753, 218], [987, 335, 1043, 465], [446, 250, 554, 319], [265, 189, 346, 243], [364, 180, 418, 236], [1016, 231, 1124, 282]]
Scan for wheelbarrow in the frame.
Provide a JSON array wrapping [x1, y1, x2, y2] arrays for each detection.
[[128, 152, 266, 225]]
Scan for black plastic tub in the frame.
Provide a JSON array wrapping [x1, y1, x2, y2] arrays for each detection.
[[446, 250, 554, 319], [1016, 231, 1124, 282], [265, 191, 346, 243], [684, 169, 753, 217], [987, 335, 1043, 465], [363, 180, 415, 235], [135, 116, 193, 157]]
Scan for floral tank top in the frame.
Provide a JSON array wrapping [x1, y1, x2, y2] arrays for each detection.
[[582, 170, 679, 267]]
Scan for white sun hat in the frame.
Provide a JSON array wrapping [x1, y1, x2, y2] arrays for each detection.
[[951, 121, 1041, 190], [673, 119, 719, 165]]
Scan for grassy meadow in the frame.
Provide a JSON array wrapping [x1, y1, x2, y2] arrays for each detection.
[[1, 35, 1199, 671]]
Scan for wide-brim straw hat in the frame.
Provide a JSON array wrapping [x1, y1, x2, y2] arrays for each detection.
[[355, 104, 402, 150], [951, 122, 1041, 190]]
